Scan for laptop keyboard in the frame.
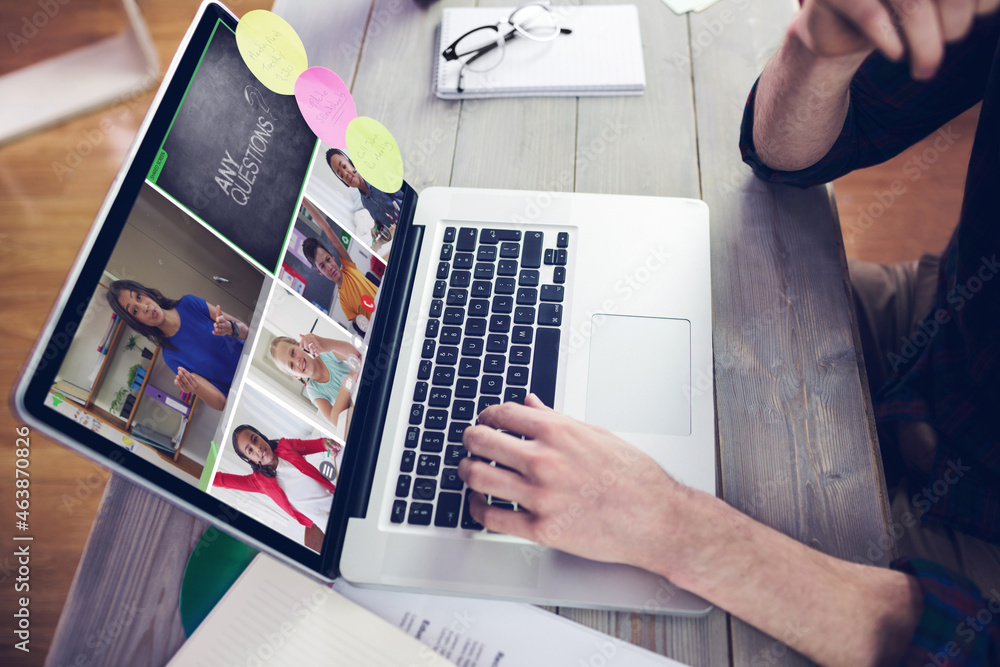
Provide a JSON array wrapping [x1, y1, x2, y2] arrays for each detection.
[[390, 226, 569, 531]]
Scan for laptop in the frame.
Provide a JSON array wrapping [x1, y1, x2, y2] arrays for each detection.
[[13, 1, 715, 614]]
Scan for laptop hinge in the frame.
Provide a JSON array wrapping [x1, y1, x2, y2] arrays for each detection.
[[323, 184, 422, 576]]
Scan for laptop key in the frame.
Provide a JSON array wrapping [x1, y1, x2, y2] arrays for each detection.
[[518, 269, 539, 286], [443, 226, 456, 243], [413, 478, 437, 501], [446, 288, 468, 306], [408, 502, 433, 526], [477, 246, 497, 262], [553, 267, 566, 284], [391, 499, 407, 523], [509, 346, 531, 365], [413, 381, 428, 402], [461, 490, 484, 530], [470, 281, 492, 299], [409, 404, 424, 424], [497, 259, 518, 276], [445, 445, 467, 466], [417, 454, 441, 477], [435, 492, 462, 527], [464, 318, 487, 336], [428, 387, 452, 407], [504, 388, 527, 403], [400, 450, 416, 473], [484, 354, 505, 373], [492, 296, 514, 313], [538, 303, 563, 326], [440, 327, 461, 345], [458, 357, 481, 377], [555, 249, 568, 265], [421, 339, 436, 359], [436, 261, 450, 279], [499, 242, 520, 259], [418, 359, 432, 380], [522, 231, 543, 268], [540, 285, 564, 302], [453, 252, 474, 269], [495, 278, 516, 295], [530, 327, 560, 408], [516, 288, 538, 305], [481, 375, 503, 395], [436, 346, 459, 365], [432, 367, 455, 386], [440, 243, 454, 261], [507, 366, 529, 386], [544, 248, 555, 265], [450, 271, 471, 288], [483, 228, 521, 243], [456, 227, 477, 251], [425, 409, 448, 430], [513, 307, 535, 324], [455, 378, 477, 398], [421, 431, 445, 452], [441, 468, 464, 491], [433, 280, 447, 298], [462, 337, 485, 356], [557, 232, 569, 248], [396, 474, 411, 498], [443, 307, 464, 325], [468, 299, 489, 317], [429, 299, 443, 318], [490, 314, 511, 332], [491, 499, 515, 511], [474, 263, 495, 280], [448, 422, 470, 443], [486, 334, 508, 353], [451, 400, 476, 421], [425, 319, 440, 338], [512, 326, 533, 344], [405, 426, 420, 448], [478, 396, 501, 413]]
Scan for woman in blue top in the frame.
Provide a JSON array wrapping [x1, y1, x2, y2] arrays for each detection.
[[107, 280, 249, 411], [268, 333, 361, 429], [325, 148, 404, 237]]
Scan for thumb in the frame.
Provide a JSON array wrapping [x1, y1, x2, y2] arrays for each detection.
[[215, 304, 223, 321], [524, 393, 553, 411]]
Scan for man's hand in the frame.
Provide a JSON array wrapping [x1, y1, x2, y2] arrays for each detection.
[[458, 394, 684, 570], [796, 0, 996, 80]]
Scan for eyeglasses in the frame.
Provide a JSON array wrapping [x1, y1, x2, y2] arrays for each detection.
[[441, 2, 573, 93]]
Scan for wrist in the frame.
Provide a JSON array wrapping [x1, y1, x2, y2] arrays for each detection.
[[786, 13, 872, 76]]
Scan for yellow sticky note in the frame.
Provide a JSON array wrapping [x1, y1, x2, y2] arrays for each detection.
[[235, 10, 308, 95], [345, 117, 404, 194]]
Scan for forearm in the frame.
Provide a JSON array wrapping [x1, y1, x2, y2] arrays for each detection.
[[752, 22, 868, 171], [650, 487, 922, 666], [192, 376, 226, 411]]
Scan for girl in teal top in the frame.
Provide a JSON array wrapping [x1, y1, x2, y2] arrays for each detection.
[[269, 334, 361, 430]]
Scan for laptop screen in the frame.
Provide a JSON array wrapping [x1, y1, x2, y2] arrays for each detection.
[[31, 6, 410, 558]]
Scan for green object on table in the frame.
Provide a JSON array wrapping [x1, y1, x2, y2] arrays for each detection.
[[179, 527, 257, 637]]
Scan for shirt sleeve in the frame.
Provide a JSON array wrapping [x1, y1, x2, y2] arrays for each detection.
[[890, 557, 1000, 666], [739, 17, 999, 188], [212, 472, 258, 492], [280, 437, 329, 456]]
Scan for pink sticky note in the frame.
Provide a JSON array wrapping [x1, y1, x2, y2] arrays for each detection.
[[294, 67, 357, 148]]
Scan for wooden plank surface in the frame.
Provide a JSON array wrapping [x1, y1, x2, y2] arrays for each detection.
[[689, 0, 893, 664], [45, 475, 207, 667]]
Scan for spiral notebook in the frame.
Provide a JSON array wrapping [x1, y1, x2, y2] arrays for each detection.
[[434, 4, 646, 99]]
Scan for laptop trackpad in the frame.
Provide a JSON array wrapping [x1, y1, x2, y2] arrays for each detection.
[[585, 315, 691, 437]]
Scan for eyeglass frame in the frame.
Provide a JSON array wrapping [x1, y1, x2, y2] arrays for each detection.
[[441, 2, 573, 93]]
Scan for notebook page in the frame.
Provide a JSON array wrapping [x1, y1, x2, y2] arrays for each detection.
[[436, 5, 645, 98], [168, 555, 452, 667]]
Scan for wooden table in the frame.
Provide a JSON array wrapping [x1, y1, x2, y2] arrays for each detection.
[[46, 0, 893, 664]]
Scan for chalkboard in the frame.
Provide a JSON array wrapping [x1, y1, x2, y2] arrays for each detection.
[[149, 21, 316, 273]]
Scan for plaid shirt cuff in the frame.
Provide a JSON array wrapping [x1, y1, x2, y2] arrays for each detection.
[[891, 557, 1000, 666]]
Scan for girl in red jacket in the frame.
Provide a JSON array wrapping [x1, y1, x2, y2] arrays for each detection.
[[213, 425, 342, 551]]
